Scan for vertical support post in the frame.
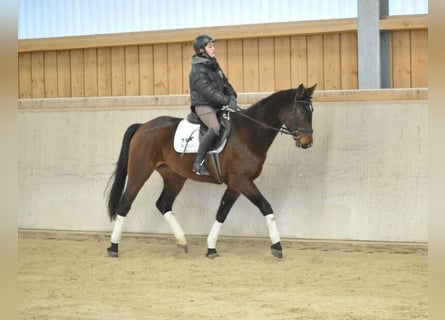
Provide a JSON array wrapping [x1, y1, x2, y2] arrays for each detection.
[[379, 1, 390, 88], [357, 0, 390, 89]]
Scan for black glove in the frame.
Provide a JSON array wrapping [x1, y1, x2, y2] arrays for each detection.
[[228, 95, 238, 111]]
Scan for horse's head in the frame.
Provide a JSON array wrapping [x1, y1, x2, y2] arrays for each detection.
[[285, 84, 316, 149]]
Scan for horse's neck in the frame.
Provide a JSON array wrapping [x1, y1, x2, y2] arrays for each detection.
[[242, 102, 284, 150], [248, 98, 286, 129]]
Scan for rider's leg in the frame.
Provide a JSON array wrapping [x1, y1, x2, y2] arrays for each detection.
[[194, 105, 221, 136], [192, 128, 217, 175], [192, 106, 220, 175]]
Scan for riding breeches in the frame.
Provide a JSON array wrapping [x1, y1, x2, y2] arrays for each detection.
[[194, 105, 220, 136]]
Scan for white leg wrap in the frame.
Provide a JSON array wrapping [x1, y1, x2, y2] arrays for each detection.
[[111, 214, 125, 244], [265, 214, 281, 244], [164, 211, 186, 245], [207, 221, 223, 249]]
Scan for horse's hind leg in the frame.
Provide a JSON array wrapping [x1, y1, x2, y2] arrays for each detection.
[[108, 164, 156, 257], [156, 165, 188, 253]]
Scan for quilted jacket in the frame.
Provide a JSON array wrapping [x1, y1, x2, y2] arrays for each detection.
[[189, 55, 237, 111]]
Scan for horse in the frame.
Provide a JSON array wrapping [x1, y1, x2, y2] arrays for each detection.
[[106, 83, 316, 259]]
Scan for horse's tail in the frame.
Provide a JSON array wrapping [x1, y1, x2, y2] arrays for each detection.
[[106, 123, 142, 221]]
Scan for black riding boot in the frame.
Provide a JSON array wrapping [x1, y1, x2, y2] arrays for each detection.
[[192, 129, 217, 176]]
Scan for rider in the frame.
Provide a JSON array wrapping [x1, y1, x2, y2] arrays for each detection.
[[189, 34, 238, 175]]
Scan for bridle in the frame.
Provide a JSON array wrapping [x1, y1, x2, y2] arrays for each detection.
[[286, 98, 314, 135], [236, 98, 314, 137]]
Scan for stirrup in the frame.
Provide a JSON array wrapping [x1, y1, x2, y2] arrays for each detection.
[[193, 159, 209, 176]]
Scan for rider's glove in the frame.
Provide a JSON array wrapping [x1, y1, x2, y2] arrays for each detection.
[[228, 95, 238, 111]]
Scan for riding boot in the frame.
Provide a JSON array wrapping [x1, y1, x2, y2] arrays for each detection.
[[192, 129, 217, 175]]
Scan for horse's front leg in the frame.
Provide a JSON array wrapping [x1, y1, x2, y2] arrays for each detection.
[[206, 187, 240, 259], [156, 166, 188, 253], [237, 180, 283, 259]]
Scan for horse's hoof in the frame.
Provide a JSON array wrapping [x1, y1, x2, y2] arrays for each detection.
[[107, 243, 118, 257], [177, 244, 188, 254], [271, 248, 283, 259], [271, 242, 283, 259], [206, 252, 219, 259], [107, 247, 118, 257], [206, 248, 219, 259]]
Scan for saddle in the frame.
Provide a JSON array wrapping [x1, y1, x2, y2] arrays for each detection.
[[173, 110, 231, 155]]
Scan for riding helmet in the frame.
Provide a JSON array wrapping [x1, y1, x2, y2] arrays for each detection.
[[193, 34, 216, 54]]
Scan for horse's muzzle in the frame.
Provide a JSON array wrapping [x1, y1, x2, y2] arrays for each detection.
[[300, 142, 313, 149], [294, 134, 313, 149]]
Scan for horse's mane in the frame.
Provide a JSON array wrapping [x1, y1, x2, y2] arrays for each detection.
[[245, 88, 297, 113]]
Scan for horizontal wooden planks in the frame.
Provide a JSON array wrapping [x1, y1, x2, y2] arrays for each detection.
[[17, 20, 427, 98], [18, 89, 428, 113]]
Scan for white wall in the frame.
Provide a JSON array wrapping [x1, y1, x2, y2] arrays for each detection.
[[18, 92, 427, 242]]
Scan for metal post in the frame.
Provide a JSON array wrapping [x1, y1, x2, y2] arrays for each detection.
[[357, 0, 390, 89], [379, 1, 391, 88]]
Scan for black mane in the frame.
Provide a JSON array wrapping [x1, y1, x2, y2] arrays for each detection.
[[245, 88, 297, 113]]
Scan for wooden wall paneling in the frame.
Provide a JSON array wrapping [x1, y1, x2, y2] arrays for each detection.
[[31, 52, 45, 98], [388, 33, 394, 88], [243, 38, 259, 92], [214, 40, 230, 95], [227, 39, 244, 92], [57, 50, 72, 97], [323, 34, 341, 90], [215, 40, 228, 73], [84, 48, 98, 97], [70, 49, 85, 97], [44, 51, 58, 98], [167, 43, 183, 94], [307, 35, 324, 90], [111, 46, 126, 96], [97, 48, 111, 96], [340, 32, 358, 89], [18, 52, 32, 98], [391, 31, 411, 88], [274, 36, 291, 90], [290, 35, 308, 88], [258, 38, 275, 92], [125, 46, 140, 96], [182, 42, 194, 94], [17, 16, 427, 98], [216, 40, 242, 97], [410, 29, 428, 87], [153, 44, 168, 95], [139, 45, 154, 96]]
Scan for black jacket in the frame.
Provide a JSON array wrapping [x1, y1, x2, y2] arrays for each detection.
[[189, 55, 237, 111]]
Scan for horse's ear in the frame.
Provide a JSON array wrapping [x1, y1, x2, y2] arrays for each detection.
[[295, 83, 305, 98], [305, 83, 317, 98], [307, 84, 317, 95]]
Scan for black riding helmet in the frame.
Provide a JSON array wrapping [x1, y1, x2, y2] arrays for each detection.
[[193, 34, 216, 55]]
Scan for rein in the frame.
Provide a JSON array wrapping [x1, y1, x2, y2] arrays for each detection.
[[235, 99, 313, 136]]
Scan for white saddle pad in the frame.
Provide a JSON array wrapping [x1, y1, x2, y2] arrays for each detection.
[[173, 120, 227, 154]]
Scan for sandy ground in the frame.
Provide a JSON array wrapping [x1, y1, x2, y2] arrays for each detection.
[[18, 230, 427, 320]]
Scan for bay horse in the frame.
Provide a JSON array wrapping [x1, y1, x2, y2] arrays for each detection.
[[106, 83, 316, 259]]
